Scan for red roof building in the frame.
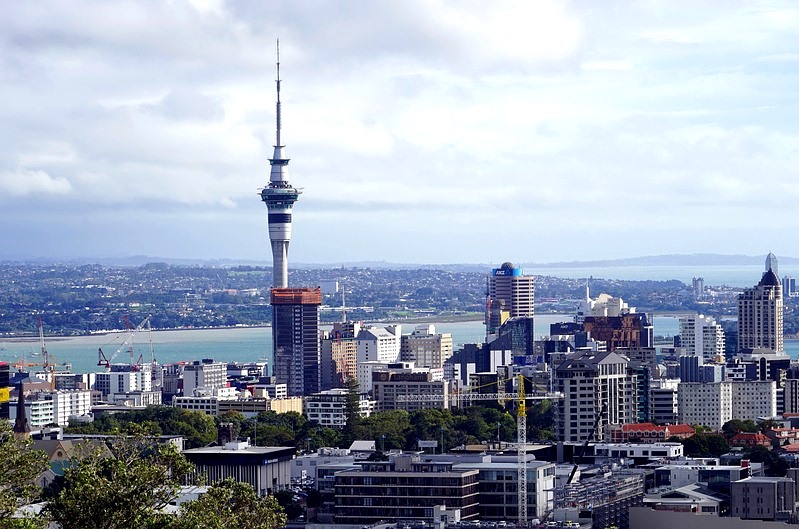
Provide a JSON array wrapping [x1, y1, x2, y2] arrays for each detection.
[[609, 423, 695, 443], [729, 432, 771, 448]]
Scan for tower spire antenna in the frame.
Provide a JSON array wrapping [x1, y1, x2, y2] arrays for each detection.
[[275, 37, 282, 148]]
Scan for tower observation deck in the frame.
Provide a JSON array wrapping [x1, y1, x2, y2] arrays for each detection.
[[260, 40, 301, 289]]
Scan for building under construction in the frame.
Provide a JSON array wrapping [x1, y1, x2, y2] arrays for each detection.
[[554, 472, 644, 529], [271, 287, 322, 396]]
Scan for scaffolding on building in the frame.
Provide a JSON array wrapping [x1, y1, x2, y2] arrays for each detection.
[[554, 472, 644, 529]]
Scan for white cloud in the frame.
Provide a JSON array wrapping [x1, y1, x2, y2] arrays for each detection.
[[0, 169, 72, 196], [1, 0, 799, 263]]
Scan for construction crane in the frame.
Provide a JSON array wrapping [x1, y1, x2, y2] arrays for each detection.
[[97, 315, 151, 369], [566, 401, 608, 485], [38, 317, 56, 391], [516, 373, 528, 525], [397, 375, 562, 525]]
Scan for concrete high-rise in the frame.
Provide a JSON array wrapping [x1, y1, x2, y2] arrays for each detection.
[[738, 259, 783, 353], [260, 42, 301, 289], [554, 350, 637, 442], [679, 314, 725, 361], [485, 262, 534, 340], [271, 288, 321, 396]]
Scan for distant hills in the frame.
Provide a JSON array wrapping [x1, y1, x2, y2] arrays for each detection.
[[1, 253, 796, 270], [522, 253, 799, 268]]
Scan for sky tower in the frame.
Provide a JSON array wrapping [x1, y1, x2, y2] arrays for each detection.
[[261, 40, 301, 289]]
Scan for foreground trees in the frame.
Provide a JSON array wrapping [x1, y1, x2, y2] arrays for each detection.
[[44, 433, 285, 529], [0, 422, 49, 529]]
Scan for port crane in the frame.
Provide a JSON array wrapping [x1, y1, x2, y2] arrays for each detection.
[[397, 374, 563, 525], [97, 315, 151, 370]]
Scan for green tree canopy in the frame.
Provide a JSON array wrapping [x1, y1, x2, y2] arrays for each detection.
[[45, 435, 193, 529], [0, 422, 49, 529], [44, 434, 286, 529], [722, 419, 759, 438], [170, 478, 286, 529]]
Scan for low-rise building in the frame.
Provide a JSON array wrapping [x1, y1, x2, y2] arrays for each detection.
[[608, 423, 695, 444], [334, 453, 479, 524], [730, 476, 796, 522], [183, 440, 294, 496], [304, 388, 374, 428]]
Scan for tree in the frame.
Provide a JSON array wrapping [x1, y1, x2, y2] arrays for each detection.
[[0, 422, 49, 529], [273, 490, 303, 521], [681, 433, 730, 457], [342, 377, 363, 445], [45, 434, 194, 529], [169, 478, 286, 529], [722, 419, 759, 438], [746, 445, 789, 477]]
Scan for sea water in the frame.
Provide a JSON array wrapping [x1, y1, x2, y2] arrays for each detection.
[[0, 314, 683, 374]]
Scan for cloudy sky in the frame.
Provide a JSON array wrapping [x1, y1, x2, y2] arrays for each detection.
[[2, 0, 798, 264]]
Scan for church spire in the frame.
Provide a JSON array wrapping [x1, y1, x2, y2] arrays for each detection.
[[13, 382, 30, 438]]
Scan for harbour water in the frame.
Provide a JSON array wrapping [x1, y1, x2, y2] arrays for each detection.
[[2, 314, 797, 375]]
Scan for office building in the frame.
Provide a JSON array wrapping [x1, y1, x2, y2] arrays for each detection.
[[649, 379, 680, 425], [679, 314, 725, 361], [400, 324, 453, 369], [9, 387, 93, 427], [93, 364, 152, 399], [583, 313, 654, 351], [373, 365, 448, 412], [738, 260, 783, 353], [334, 453, 480, 524], [182, 359, 228, 396], [356, 325, 401, 364], [554, 351, 637, 442], [485, 262, 534, 340], [183, 441, 295, 496], [783, 276, 797, 297], [260, 45, 301, 289], [320, 321, 360, 390], [730, 476, 796, 522], [427, 453, 556, 521], [271, 288, 322, 396]]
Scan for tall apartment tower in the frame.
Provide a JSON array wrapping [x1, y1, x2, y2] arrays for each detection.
[[554, 351, 637, 442], [260, 42, 301, 289], [485, 262, 534, 340], [272, 288, 322, 396], [738, 258, 783, 353], [679, 314, 725, 361]]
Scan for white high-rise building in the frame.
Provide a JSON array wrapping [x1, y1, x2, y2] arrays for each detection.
[[738, 260, 783, 353], [183, 360, 228, 396], [356, 325, 401, 364], [51, 389, 93, 426], [93, 364, 152, 398], [678, 381, 776, 430], [679, 314, 725, 361]]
